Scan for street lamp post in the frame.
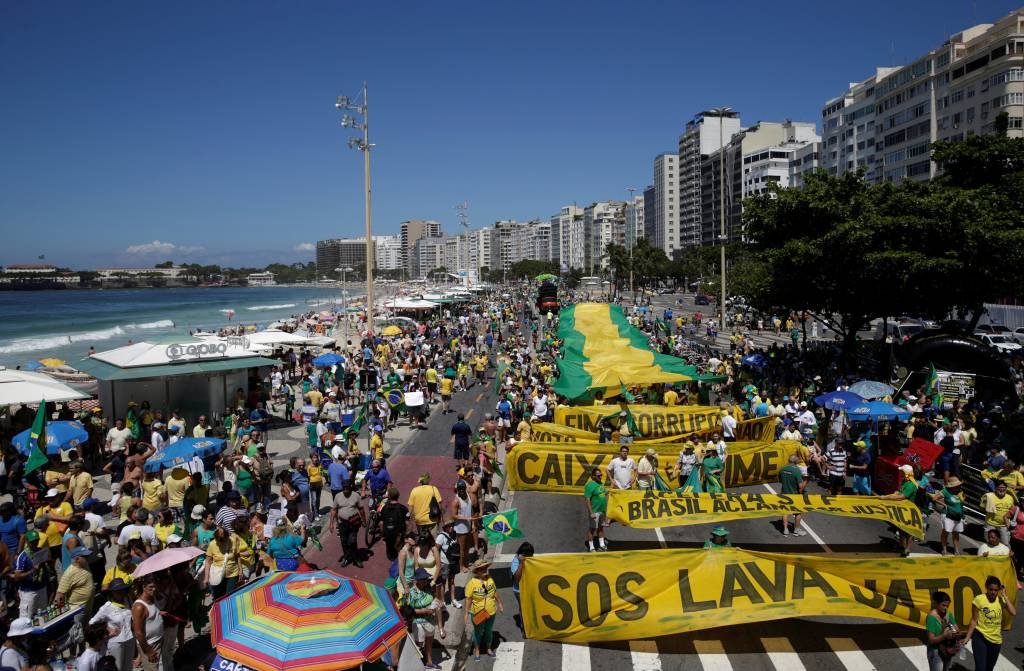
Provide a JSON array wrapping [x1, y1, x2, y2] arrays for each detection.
[[703, 106, 733, 331], [627, 186, 636, 300], [337, 83, 375, 337], [335, 266, 354, 347]]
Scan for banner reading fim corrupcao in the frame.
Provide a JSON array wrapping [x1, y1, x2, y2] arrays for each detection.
[[606, 491, 925, 539], [521, 549, 1016, 642]]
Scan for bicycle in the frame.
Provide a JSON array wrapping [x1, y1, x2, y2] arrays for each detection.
[[362, 492, 385, 549]]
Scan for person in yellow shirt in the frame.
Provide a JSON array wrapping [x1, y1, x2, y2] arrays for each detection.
[[307, 453, 325, 518], [140, 471, 166, 511], [202, 526, 252, 599], [164, 467, 190, 512], [439, 376, 454, 414], [370, 427, 385, 463], [981, 481, 1016, 544], [54, 547, 95, 611], [663, 386, 679, 406], [516, 413, 533, 442], [407, 475, 442, 534], [65, 461, 94, 507], [36, 489, 73, 558], [463, 560, 502, 660], [964, 576, 1016, 668]]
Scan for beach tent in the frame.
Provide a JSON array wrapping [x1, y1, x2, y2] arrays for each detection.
[[553, 303, 712, 401], [0, 368, 90, 406]]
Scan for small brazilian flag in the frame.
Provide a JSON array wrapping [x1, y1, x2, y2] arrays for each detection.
[[25, 402, 49, 475], [383, 386, 406, 413], [481, 508, 522, 545]]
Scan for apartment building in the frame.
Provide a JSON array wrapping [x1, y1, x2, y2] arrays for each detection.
[[647, 154, 680, 255], [678, 111, 742, 249]]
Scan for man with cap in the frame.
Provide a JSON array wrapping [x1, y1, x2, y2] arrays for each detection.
[[90, 577, 135, 671], [636, 449, 659, 490], [117, 508, 158, 554], [54, 546, 95, 612], [673, 442, 698, 488], [13, 529, 47, 619], [849, 440, 873, 495], [933, 476, 966, 556], [879, 464, 924, 557], [704, 526, 732, 549], [37, 488, 73, 564], [407, 567, 444, 669]]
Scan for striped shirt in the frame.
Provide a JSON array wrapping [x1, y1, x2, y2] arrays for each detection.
[[825, 444, 847, 477]]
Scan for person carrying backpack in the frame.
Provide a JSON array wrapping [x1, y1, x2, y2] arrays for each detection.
[[435, 519, 461, 608], [379, 487, 410, 562]]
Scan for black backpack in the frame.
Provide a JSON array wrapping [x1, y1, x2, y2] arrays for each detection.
[[380, 502, 407, 534], [438, 530, 460, 565]]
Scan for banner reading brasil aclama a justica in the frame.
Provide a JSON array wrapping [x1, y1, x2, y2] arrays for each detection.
[[530, 417, 777, 444], [552, 303, 720, 400], [506, 440, 805, 493], [606, 490, 925, 539], [521, 548, 1016, 642]]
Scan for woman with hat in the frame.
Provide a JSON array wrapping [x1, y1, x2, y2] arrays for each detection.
[[704, 526, 732, 549], [463, 559, 502, 662], [636, 449, 659, 490], [407, 568, 444, 669], [933, 477, 966, 556], [90, 578, 135, 671], [701, 446, 725, 494], [0, 618, 32, 670]]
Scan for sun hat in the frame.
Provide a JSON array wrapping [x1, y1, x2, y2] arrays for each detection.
[[45, 488, 60, 498], [69, 546, 92, 559], [191, 504, 206, 520], [645, 448, 657, 458], [900, 464, 914, 474], [945, 476, 963, 487], [7, 618, 33, 637], [469, 559, 491, 572], [711, 526, 729, 537]]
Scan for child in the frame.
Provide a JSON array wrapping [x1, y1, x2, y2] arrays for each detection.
[[76, 622, 110, 671]]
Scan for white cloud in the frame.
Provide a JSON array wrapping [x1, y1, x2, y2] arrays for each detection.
[[294, 242, 315, 252], [125, 240, 205, 255]]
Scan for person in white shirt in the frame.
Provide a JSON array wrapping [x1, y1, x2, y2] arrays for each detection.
[[532, 393, 549, 421], [780, 421, 803, 442], [707, 433, 727, 459], [606, 447, 637, 490], [721, 408, 738, 442], [192, 416, 210, 438], [150, 423, 167, 451], [106, 419, 132, 454], [797, 404, 818, 433], [978, 528, 1011, 556]]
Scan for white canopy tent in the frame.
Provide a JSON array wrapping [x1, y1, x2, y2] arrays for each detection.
[[0, 368, 90, 406]]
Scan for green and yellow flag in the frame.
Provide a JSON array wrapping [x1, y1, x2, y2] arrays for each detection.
[[552, 304, 714, 400], [926, 363, 943, 409], [25, 402, 49, 475], [481, 508, 522, 545]]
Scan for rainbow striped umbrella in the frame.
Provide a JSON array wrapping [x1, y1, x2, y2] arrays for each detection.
[[210, 570, 406, 671]]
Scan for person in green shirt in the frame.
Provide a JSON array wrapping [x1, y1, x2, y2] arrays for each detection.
[[933, 477, 965, 556], [925, 590, 964, 670], [583, 468, 607, 553], [879, 464, 922, 557], [704, 526, 732, 549], [779, 454, 807, 537], [701, 447, 725, 494]]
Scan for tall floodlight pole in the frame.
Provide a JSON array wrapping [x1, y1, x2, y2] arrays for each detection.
[[337, 83, 375, 335], [704, 107, 733, 330], [627, 186, 636, 298]]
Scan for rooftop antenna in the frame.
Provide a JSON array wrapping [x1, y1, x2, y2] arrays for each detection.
[[456, 202, 470, 231]]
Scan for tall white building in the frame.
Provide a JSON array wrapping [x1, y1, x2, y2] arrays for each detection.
[[647, 154, 679, 256], [742, 122, 821, 197], [552, 205, 585, 272], [678, 111, 742, 249], [583, 201, 624, 273], [822, 10, 1024, 183], [374, 235, 402, 271], [625, 194, 644, 250]]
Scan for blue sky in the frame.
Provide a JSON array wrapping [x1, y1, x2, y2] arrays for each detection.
[[2, 0, 1020, 269]]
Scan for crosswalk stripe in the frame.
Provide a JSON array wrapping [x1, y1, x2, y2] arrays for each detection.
[[761, 637, 806, 671], [629, 640, 662, 670], [493, 642, 524, 671], [825, 637, 877, 670], [562, 643, 591, 671], [693, 640, 732, 670], [891, 637, 928, 669]]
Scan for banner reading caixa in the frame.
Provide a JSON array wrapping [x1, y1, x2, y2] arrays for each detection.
[[522, 549, 1016, 642], [530, 417, 776, 444], [606, 490, 924, 539], [553, 404, 721, 438], [507, 440, 803, 494]]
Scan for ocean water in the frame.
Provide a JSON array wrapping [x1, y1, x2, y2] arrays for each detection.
[[0, 286, 355, 369]]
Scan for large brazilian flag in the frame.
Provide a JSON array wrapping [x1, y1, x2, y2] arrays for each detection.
[[553, 303, 712, 401]]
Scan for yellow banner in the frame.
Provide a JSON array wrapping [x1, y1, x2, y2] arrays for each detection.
[[530, 417, 776, 444], [606, 490, 925, 539], [553, 404, 721, 438], [522, 549, 1016, 642], [507, 440, 804, 493]]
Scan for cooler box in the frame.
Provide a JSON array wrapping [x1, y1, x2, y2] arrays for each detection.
[[340, 412, 355, 428]]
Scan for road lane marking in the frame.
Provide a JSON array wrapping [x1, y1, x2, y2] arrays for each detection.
[[629, 640, 661, 670], [825, 637, 876, 670], [492, 642, 524, 670], [654, 527, 667, 548], [763, 483, 831, 553], [466, 408, 475, 420], [693, 640, 732, 670], [964, 640, 1018, 671], [476, 392, 484, 402], [561, 643, 591, 671], [761, 637, 806, 670], [891, 637, 927, 669]]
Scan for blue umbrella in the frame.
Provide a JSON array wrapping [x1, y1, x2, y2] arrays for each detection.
[[846, 401, 911, 422], [741, 353, 769, 369], [312, 353, 344, 368], [813, 390, 865, 411], [144, 437, 226, 473], [22, 361, 44, 371], [12, 420, 89, 456], [848, 380, 896, 400]]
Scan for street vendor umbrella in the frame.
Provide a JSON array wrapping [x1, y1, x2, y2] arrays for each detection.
[[381, 325, 402, 336], [12, 420, 88, 456], [535, 273, 558, 282], [311, 353, 344, 367], [848, 380, 896, 399], [144, 437, 226, 473], [846, 400, 911, 422], [813, 390, 865, 411], [37, 358, 66, 368], [211, 570, 406, 671], [132, 546, 203, 579]]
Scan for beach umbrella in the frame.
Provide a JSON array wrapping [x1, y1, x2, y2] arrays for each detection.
[[535, 273, 558, 282], [144, 437, 226, 473], [132, 546, 203, 579], [12, 420, 88, 456], [37, 358, 66, 368], [848, 380, 895, 399], [846, 401, 911, 422], [813, 390, 865, 411], [311, 353, 344, 368], [211, 570, 406, 671], [381, 325, 402, 336], [22, 361, 44, 371], [0, 370, 90, 406]]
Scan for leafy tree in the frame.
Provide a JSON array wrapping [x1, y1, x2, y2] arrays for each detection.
[[154, 260, 174, 268]]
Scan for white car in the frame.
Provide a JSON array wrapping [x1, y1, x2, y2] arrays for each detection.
[[975, 332, 1023, 354]]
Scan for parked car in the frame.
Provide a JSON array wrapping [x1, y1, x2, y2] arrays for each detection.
[[976, 323, 1012, 336], [879, 321, 925, 343], [975, 332, 1023, 354], [694, 294, 711, 305], [1013, 327, 1024, 344]]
